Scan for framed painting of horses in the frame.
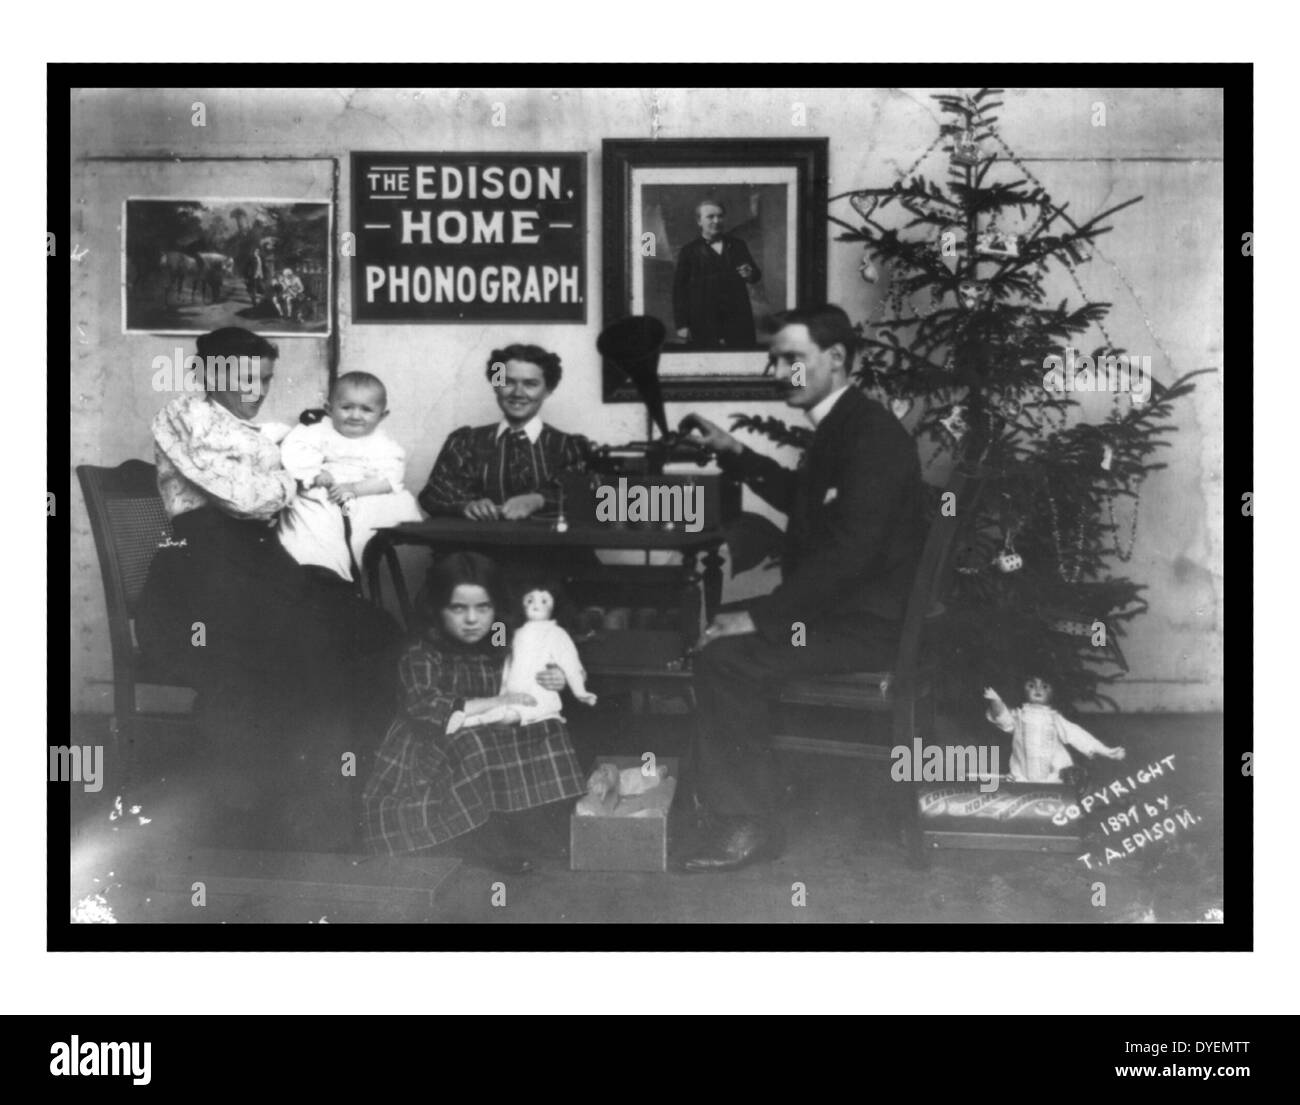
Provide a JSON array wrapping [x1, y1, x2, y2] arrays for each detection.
[[122, 198, 332, 336]]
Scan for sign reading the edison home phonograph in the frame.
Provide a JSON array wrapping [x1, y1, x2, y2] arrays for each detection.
[[352, 152, 586, 323]]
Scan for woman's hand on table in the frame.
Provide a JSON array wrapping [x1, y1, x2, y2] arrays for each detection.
[[536, 663, 566, 692], [501, 492, 545, 520], [464, 498, 502, 521]]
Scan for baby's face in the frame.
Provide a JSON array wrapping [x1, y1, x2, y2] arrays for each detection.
[[522, 590, 554, 620], [327, 382, 386, 438]]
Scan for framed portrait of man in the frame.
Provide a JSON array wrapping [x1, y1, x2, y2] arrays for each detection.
[[602, 138, 828, 402]]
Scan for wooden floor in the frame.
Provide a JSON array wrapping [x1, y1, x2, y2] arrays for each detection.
[[67, 709, 1225, 925]]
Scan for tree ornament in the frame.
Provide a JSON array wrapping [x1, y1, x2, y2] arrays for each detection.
[[951, 128, 982, 167], [1047, 495, 1088, 584], [886, 280, 905, 318], [849, 192, 877, 221], [859, 251, 879, 283], [993, 547, 1023, 572], [1100, 442, 1114, 471], [993, 526, 1023, 572], [890, 396, 914, 421], [957, 279, 989, 310], [1105, 491, 1140, 561], [976, 229, 1020, 258], [939, 404, 968, 443]]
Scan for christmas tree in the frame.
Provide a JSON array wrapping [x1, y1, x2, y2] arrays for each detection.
[[732, 88, 1209, 712]]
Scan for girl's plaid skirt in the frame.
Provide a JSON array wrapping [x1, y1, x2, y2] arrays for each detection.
[[362, 713, 585, 855]]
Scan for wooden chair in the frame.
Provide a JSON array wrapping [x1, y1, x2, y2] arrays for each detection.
[[76, 460, 196, 773], [771, 464, 986, 858]]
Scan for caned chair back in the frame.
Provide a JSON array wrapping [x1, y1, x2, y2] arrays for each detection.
[[76, 460, 176, 694]]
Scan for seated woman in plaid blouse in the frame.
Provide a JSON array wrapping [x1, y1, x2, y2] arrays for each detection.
[[418, 344, 591, 521], [362, 552, 586, 874]]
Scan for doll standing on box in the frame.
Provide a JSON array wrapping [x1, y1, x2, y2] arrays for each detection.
[[984, 677, 1126, 783]]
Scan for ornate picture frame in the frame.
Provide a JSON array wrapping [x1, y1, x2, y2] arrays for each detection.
[[602, 138, 828, 402]]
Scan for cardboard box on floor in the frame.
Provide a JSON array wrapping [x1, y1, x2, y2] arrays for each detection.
[[570, 756, 678, 872]]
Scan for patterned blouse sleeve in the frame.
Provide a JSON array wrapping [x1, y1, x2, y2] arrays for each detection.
[[539, 431, 592, 511], [398, 646, 460, 733], [152, 398, 295, 521], [278, 422, 326, 485], [558, 431, 592, 474], [418, 427, 480, 516]]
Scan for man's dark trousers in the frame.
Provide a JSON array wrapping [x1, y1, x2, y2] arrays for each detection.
[[690, 615, 900, 818]]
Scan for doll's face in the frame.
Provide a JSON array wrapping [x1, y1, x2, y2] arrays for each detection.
[[522, 589, 554, 621], [1024, 678, 1052, 705]]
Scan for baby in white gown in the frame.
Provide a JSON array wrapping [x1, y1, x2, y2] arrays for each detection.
[[984, 677, 1126, 783], [278, 372, 420, 581]]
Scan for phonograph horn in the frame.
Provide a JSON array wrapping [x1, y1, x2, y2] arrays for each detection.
[[597, 315, 668, 436]]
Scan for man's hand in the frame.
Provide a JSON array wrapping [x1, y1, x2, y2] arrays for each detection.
[[501, 492, 545, 520], [676, 326, 692, 341], [464, 498, 502, 521], [536, 663, 566, 692], [696, 610, 756, 650], [679, 413, 742, 456], [736, 263, 756, 281]]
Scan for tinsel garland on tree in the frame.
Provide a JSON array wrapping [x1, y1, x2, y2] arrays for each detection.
[[731, 88, 1210, 711]]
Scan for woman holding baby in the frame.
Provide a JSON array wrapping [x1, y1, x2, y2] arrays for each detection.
[[136, 327, 400, 851]]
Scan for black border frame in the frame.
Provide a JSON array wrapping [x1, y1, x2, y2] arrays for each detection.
[[54, 63, 1251, 953]]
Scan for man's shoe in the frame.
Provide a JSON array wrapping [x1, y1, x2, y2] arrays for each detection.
[[680, 817, 784, 873]]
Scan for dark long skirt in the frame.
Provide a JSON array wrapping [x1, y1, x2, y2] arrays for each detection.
[[136, 507, 400, 849]]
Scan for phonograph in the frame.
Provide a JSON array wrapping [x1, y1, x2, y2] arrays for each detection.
[[554, 315, 740, 526], [590, 315, 714, 476]]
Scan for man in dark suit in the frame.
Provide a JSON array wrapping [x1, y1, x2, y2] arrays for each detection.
[[673, 199, 763, 347], [679, 304, 927, 871]]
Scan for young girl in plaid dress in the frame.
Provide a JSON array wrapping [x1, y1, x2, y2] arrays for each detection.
[[362, 552, 585, 872]]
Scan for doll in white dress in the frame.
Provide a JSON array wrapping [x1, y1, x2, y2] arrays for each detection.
[[278, 372, 420, 581], [450, 588, 597, 732], [984, 677, 1126, 783]]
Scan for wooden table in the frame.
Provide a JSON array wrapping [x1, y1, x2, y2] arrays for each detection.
[[363, 516, 727, 628]]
